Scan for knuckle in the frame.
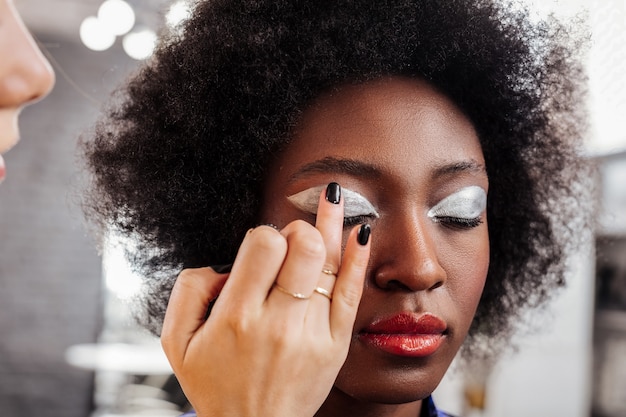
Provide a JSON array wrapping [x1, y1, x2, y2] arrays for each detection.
[[288, 224, 325, 259], [223, 304, 256, 336], [176, 267, 199, 283], [249, 226, 287, 253], [172, 268, 212, 296], [227, 313, 253, 337], [267, 323, 296, 349], [173, 274, 197, 293]]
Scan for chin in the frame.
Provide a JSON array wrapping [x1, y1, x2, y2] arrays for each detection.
[[333, 363, 446, 405], [344, 386, 436, 405], [328, 338, 458, 407]]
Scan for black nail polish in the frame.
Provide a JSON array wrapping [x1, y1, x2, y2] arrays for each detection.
[[357, 224, 371, 246], [210, 263, 233, 273], [204, 263, 231, 320], [326, 182, 341, 204]]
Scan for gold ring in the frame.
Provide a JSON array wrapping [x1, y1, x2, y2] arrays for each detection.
[[313, 286, 332, 300], [273, 283, 310, 300], [322, 268, 337, 277]]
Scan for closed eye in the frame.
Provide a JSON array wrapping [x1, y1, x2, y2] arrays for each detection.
[[287, 185, 379, 225], [427, 186, 487, 229], [434, 216, 483, 230]]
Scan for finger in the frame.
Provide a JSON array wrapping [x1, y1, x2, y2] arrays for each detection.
[[330, 224, 371, 341], [266, 220, 325, 316], [308, 267, 337, 332], [161, 267, 228, 369], [314, 182, 343, 280], [218, 225, 287, 310], [308, 183, 343, 323]]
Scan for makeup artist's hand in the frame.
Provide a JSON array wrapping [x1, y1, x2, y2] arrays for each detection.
[[161, 183, 371, 417]]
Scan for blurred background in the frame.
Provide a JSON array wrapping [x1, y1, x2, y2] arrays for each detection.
[[0, 0, 624, 416]]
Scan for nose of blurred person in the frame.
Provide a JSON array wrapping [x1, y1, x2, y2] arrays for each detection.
[[0, 1, 55, 110], [373, 213, 447, 292], [0, 0, 55, 179]]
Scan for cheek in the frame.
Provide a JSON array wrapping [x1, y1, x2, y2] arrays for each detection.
[[445, 230, 490, 317]]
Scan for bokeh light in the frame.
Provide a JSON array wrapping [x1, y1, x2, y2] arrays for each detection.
[[98, 0, 136, 36], [122, 29, 158, 60], [79, 16, 116, 51]]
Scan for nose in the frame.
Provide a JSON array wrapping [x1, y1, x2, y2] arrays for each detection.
[[372, 212, 447, 292], [0, 3, 56, 108]]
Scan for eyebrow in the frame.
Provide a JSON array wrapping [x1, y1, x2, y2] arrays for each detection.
[[430, 160, 487, 180], [287, 157, 383, 184], [288, 157, 487, 184]]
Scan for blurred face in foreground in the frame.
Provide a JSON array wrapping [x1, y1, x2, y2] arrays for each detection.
[[261, 77, 490, 414], [0, 0, 55, 182]]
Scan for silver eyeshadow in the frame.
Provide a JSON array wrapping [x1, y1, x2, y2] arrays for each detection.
[[427, 185, 487, 221], [287, 185, 380, 219], [287, 185, 486, 221]]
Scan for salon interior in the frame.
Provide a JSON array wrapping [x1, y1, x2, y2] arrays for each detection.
[[0, 0, 624, 416]]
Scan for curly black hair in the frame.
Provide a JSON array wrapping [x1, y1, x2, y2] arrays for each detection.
[[81, 0, 591, 355]]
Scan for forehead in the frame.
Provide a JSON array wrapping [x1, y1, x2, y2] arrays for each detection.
[[271, 77, 485, 186]]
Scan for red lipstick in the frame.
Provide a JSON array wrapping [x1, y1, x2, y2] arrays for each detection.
[[359, 312, 447, 357], [0, 155, 6, 183]]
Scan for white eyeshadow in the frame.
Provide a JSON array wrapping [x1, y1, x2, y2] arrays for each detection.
[[287, 185, 379, 218], [427, 186, 487, 220]]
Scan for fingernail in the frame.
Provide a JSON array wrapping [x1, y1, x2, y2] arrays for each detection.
[[210, 263, 233, 273], [357, 224, 371, 246], [326, 182, 341, 204]]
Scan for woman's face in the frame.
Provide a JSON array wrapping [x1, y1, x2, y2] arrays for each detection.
[[0, 0, 55, 182], [261, 77, 490, 406]]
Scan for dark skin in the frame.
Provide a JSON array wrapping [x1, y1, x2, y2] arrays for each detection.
[[162, 77, 490, 417], [262, 77, 490, 417]]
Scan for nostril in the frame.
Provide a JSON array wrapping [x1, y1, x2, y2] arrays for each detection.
[[381, 279, 412, 291], [429, 281, 443, 291], [27, 91, 44, 103], [28, 63, 56, 103]]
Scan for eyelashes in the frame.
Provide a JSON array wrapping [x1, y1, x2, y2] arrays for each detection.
[[287, 184, 486, 229], [287, 185, 380, 220]]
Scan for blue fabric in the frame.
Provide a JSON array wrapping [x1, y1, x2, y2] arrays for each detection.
[[423, 395, 456, 417], [180, 395, 456, 417]]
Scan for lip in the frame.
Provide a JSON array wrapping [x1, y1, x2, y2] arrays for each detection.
[[0, 155, 5, 184], [359, 312, 447, 357]]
